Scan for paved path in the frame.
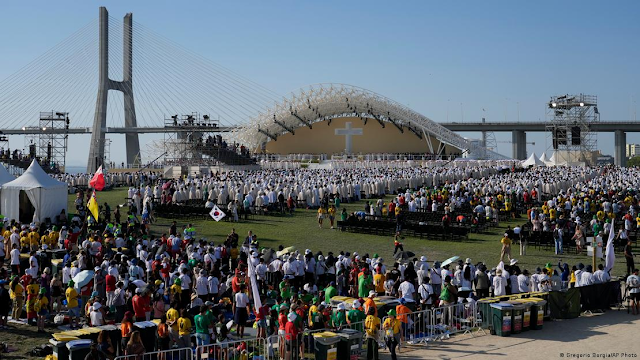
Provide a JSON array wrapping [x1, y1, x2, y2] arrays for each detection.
[[380, 310, 640, 359]]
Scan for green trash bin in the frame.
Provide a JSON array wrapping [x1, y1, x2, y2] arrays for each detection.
[[506, 301, 525, 334], [513, 299, 533, 331], [477, 299, 499, 329], [490, 302, 513, 337], [528, 298, 547, 330], [313, 331, 341, 360], [337, 328, 364, 360]]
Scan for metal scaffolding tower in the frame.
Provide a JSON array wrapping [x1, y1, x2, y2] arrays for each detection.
[[163, 113, 222, 166], [546, 94, 599, 165], [39, 111, 69, 171]]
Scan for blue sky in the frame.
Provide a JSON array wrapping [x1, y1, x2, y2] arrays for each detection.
[[1, 1, 639, 166]]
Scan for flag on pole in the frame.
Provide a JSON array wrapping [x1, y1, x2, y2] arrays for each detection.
[[90, 165, 106, 191], [209, 205, 226, 222], [88, 190, 99, 221], [604, 223, 615, 273]]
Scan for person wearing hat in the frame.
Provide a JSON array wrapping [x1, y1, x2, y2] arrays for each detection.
[[284, 311, 299, 359], [65, 279, 80, 329], [364, 306, 380, 360], [364, 290, 378, 317], [383, 309, 401, 360], [332, 302, 347, 328], [170, 277, 183, 305], [308, 297, 323, 330], [347, 300, 366, 332], [89, 301, 105, 327]]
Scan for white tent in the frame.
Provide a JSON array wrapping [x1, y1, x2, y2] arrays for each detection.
[[539, 153, 549, 163], [522, 152, 546, 167], [0, 160, 68, 223], [0, 163, 16, 214]]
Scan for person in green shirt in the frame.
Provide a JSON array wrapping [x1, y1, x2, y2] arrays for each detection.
[[332, 303, 347, 329], [194, 305, 212, 346], [358, 269, 373, 298], [347, 300, 366, 332], [324, 282, 337, 304], [279, 277, 291, 300]]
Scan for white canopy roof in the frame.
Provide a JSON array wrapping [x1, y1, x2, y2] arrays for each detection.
[[522, 152, 546, 167], [0, 163, 14, 186], [0, 160, 67, 223], [539, 153, 549, 163]]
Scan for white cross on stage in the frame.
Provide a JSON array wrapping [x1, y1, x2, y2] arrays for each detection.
[[335, 121, 363, 154]]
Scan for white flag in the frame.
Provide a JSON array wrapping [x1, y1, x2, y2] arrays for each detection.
[[209, 205, 226, 222], [604, 223, 615, 273]]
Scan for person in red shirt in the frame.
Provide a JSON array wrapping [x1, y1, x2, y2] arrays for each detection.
[[231, 272, 245, 294], [132, 289, 150, 321], [105, 273, 116, 307], [277, 305, 288, 359], [388, 202, 396, 218], [254, 296, 269, 339], [284, 312, 298, 359]]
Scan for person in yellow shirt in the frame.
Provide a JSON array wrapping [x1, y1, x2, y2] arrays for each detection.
[[28, 230, 40, 251], [541, 204, 549, 215], [177, 309, 192, 348], [317, 207, 327, 229], [10, 276, 25, 320], [596, 210, 605, 222], [35, 288, 49, 332], [383, 309, 401, 360], [328, 205, 337, 229], [500, 234, 512, 262], [308, 297, 322, 330], [170, 278, 182, 305], [549, 208, 557, 221], [20, 231, 30, 252], [66, 280, 80, 329], [166, 303, 180, 347], [373, 269, 385, 296], [364, 307, 380, 360]]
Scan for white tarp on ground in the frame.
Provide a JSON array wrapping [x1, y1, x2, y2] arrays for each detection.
[[522, 152, 546, 167], [0, 160, 68, 223]]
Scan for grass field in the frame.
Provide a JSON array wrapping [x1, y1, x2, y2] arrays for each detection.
[[2, 187, 632, 358], [70, 188, 632, 278]]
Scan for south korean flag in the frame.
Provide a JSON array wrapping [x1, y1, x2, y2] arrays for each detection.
[[209, 205, 226, 222]]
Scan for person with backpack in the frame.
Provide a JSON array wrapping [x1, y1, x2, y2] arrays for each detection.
[[627, 268, 640, 315], [383, 309, 401, 360], [439, 276, 458, 306]]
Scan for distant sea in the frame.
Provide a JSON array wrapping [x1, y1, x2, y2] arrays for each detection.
[[65, 166, 88, 174]]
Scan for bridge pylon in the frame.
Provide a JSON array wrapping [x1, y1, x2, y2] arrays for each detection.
[[87, 7, 140, 173]]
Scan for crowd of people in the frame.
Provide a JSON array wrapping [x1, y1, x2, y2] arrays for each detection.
[[0, 163, 638, 360]]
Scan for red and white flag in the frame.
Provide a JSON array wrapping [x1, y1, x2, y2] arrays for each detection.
[[209, 205, 226, 222], [90, 165, 106, 191]]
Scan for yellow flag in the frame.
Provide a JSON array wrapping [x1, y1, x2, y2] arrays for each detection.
[[88, 190, 99, 221]]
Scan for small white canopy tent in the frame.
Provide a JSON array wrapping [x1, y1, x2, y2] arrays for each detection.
[[522, 152, 546, 167], [1, 160, 68, 223], [0, 163, 16, 214], [539, 153, 549, 164]]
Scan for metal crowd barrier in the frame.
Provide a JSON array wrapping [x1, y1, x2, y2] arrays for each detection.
[[115, 347, 194, 360], [195, 337, 267, 360], [380, 302, 482, 348]]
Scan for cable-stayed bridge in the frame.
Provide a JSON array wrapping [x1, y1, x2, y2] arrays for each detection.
[[0, 7, 507, 173]]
